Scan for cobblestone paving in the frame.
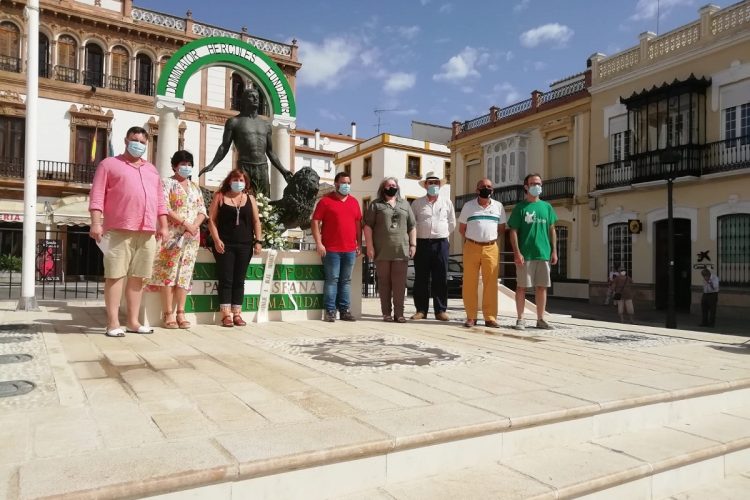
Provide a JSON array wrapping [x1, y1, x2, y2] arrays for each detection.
[[0, 323, 58, 410]]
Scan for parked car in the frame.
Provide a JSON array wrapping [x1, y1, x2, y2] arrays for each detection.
[[406, 258, 463, 298]]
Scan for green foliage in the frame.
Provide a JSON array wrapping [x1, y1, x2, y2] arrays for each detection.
[[0, 254, 22, 272]]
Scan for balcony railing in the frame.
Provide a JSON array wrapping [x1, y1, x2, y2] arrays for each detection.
[[83, 70, 104, 89], [595, 135, 750, 190], [455, 176, 575, 212], [108, 75, 130, 92], [0, 55, 21, 73], [135, 80, 154, 96], [0, 158, 97, 185], [55, 65, 78, 84]]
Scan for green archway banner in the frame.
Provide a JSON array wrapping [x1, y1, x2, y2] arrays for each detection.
[[156, 36, 296, 119]]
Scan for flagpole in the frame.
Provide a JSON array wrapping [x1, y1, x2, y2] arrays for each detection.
[[18, 0, 40, 311]]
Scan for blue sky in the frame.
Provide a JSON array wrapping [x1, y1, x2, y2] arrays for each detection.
[[137, 0, 728, 139]]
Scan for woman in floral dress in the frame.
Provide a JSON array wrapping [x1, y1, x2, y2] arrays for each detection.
[[147, 150, 207, 329]]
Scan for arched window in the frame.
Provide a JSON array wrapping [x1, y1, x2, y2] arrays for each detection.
[[718, 213, 750, 286], [110, 46, 130, 92], [231, 73, 245, 111], [135, 53, 153, 96], [0, 22, 21, 72], [39, 33, 50, 78], [56, 35, 78, 83], [83, 42, 104, 88]]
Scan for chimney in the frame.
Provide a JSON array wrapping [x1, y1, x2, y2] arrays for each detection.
[[314, 128, 320, 150], [351, 122, 357, 140]]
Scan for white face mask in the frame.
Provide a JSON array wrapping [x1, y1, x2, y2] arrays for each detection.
[[620, 271, 626, 276], [528, 185, 542, 197], [126, 140, 147, 158]]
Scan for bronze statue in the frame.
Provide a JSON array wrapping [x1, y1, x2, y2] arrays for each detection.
[[198, 84, 292, 197], [198, 83, 320, 233]]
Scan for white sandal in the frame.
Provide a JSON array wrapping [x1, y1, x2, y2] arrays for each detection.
[[125, 325, 153, 334], [105, 327, 125, 337]]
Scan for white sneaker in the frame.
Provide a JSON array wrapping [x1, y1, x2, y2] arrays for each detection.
[[514, 319, 526, 330]]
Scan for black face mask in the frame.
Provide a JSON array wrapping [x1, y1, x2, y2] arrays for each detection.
[[384, 187, 398, 197], [478, 188, 493, 199]]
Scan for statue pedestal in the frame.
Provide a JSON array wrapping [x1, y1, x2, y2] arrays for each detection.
[[141, 248, 362, 326]]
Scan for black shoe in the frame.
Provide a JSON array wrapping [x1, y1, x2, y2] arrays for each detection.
[[339, 310, 357, 321], [324, 310, 336, 322]]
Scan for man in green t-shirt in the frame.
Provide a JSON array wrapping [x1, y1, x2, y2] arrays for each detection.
[[507, 173, 558, 330]]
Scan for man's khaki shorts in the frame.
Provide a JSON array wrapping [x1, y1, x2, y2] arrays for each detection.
[[102, 230, 157, 279], [515, 260, 551, 288]]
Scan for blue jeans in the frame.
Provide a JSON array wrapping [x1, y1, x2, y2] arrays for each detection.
[[323, 251, 356, 312]]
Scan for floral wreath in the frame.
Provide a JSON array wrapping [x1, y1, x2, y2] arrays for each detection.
[[255, 192, 288, 250]]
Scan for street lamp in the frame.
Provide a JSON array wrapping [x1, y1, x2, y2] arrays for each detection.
[[659, 148, 681, 329]]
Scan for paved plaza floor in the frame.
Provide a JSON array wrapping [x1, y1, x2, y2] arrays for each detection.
[[1, 298, 749, 499]]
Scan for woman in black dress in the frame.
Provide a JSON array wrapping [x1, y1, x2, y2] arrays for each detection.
[[207, 169, 262, 327]]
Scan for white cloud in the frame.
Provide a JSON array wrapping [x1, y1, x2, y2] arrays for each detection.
[[630, 0, 694, 21], [393, 109, 419, 116], [384, 72, 417, 93], [297, 37, 358, 89], [514, 0, 531, 12], [420, 0, 431, 5], [524, 60, 547, 71], [493, 82, 522, 105], [319, 108, 344, 121], [519, 23, 574, 48], [439, 3, 454, 14], [398, 25, 421, 39], [360, 47, 380, 68], [433, 46, 489, 83]]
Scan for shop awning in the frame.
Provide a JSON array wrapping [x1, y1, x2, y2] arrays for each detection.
[[49, 195, 91, 226], [0, 199, 44, 223]]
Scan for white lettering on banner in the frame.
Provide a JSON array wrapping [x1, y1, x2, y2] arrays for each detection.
[[165, 43, 290, 117], [255, 249, 277, 323]]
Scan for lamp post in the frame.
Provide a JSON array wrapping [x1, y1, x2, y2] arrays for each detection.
[[659, 148, 681, 329]]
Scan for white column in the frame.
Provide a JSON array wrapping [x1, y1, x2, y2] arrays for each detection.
[[271, 116, 296, 199], [154, 96, 185, 178], [18, 0, 40, 310]]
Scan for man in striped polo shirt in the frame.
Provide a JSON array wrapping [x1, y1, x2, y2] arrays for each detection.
[[458, 178, 506, 328]]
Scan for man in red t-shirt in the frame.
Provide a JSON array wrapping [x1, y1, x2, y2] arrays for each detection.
[[312, 172, 362, 322]]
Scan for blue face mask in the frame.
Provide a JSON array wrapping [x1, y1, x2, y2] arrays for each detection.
[[337, 183, 351, 196], [230, 181, 245, 193], [427, 185, 440, 196], [177, 165, 192, 178], [528, 185, 542, 197], [126, 140, 147, 158]]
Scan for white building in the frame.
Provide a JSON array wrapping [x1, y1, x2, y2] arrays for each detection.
[[294, 124, 362, 184], [334, 133, 452, 212]]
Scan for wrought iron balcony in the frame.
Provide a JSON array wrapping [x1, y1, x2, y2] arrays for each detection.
[[0, 55, 21, 73], [55, 65, 79, 84], [83, 70, 104, 89], [595, 135, 750, 190], [108, 75, 130, 92], [0, 158, 97, 185], [135, 80, 154, 96], [455, 177, 575, 212]]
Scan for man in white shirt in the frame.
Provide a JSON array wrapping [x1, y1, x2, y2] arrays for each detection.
[[410, 172, 456, 321], [699, 268, 720, 327], [458, 178, 506, 328]]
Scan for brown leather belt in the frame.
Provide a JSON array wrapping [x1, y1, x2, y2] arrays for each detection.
[[466, 238, 496, 246]]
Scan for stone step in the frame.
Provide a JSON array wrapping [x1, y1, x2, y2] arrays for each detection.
[[666, 470, 750, 499], [137, 387, 750, 500], [335, 405, 750, 500]]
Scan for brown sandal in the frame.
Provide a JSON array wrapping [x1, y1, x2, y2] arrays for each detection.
[[162, 312, 178, 329], [175, 311, 191, 329], [233, 314, 246, 326], [221, 315, 234, 327]]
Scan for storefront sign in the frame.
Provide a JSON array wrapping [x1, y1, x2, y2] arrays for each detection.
[[0, 213, 23, 222]]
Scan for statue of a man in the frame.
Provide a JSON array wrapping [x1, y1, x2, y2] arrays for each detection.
[[198, 84, 291, 197]]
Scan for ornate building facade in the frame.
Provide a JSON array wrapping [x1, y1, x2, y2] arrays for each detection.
[[0, 0, 300, 280]]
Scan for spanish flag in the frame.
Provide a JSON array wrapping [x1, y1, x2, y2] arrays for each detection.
[[90, 128, 97, 163]]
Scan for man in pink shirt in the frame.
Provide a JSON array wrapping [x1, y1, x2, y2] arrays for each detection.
[[89, 126, 169, 337]]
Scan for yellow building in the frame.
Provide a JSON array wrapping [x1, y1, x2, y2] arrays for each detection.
[[450, 71, 591, 299], [588, 2, 750, 314]]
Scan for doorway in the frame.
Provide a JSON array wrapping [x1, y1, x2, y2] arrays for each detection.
[[654, 218, 691, 310], [66, 226, 103, 278]]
